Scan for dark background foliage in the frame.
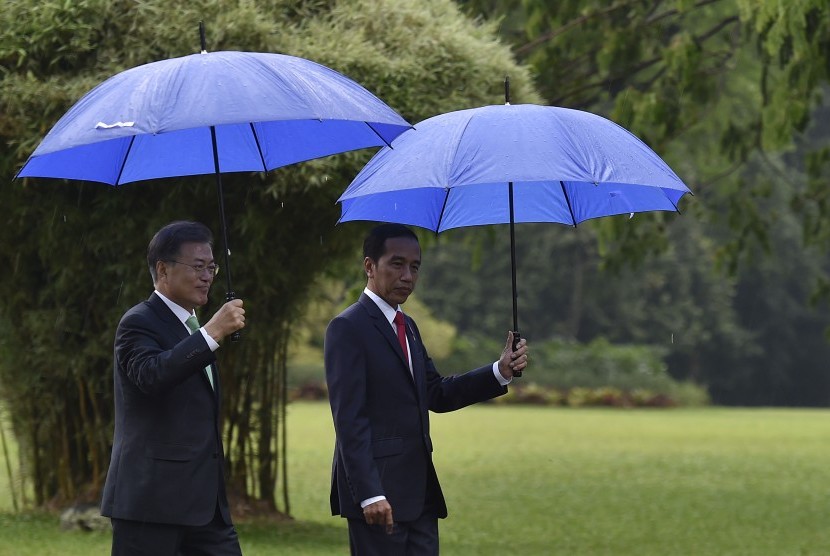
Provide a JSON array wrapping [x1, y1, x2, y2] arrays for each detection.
[[0, 0, 537, 509], [1, 0, 829, 512]]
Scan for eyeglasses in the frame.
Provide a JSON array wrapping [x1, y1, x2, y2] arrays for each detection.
[[166, 260, 220, 277]]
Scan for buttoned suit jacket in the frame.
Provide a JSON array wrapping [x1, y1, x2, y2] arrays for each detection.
[[101, 293, 231, 527], [325, 293, 507, 522]]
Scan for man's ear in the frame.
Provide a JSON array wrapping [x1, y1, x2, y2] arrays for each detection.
[[156, 260, 168, 282], [363, 257, 374, 278]]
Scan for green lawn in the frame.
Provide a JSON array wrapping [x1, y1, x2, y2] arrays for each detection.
[[2, 403, 830, 555]]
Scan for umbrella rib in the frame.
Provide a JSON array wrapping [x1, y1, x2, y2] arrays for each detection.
[[114, 136, 136, 186], [364, 122, 395, 149], [559, 181, 577, 227], [663, 187, 686, 215], [248, 122, 268, 172], [434, 187, 452, 233], [432, 116, 473, 232]]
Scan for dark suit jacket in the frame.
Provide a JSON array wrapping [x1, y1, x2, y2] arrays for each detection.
[[101, 293, 231, 527], [325, 293, 507, 522]]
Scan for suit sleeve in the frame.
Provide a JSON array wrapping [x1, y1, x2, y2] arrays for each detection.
[[324, 316, 384, 504], [115, 309, 216, 396], [412, 321, 508, 413]]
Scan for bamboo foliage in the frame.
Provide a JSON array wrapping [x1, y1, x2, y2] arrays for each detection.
[[0, 0, 538, 511]]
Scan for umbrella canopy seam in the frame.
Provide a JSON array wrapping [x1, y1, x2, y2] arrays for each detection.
[[248, 122, 268, 173], [115, 136, 136, 186], [559, 180, 577, 227]]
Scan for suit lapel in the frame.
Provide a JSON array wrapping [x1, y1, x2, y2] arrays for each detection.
[[147, 293, 189, 343], [404, 317, 427, 395], [359, 294, 413, 380], [210, 363, 220, 402], [148, 293, 219, 399], [202, 361, 219, 401]]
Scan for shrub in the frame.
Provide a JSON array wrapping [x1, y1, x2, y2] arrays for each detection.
[[433, 333, 709, 407]]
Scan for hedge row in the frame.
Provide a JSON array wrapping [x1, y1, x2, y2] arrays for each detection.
[[290, 380, 709, 407]]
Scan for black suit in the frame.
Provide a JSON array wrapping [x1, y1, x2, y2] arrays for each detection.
[[325, 293, 507, 551], [102, 293, 237, 553]]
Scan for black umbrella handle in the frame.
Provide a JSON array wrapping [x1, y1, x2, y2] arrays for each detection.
[[226, 290, 241, 342], [512, 330, 522, 378]]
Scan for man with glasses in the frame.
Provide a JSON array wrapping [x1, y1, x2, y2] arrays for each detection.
[[102, 220, 246, 556]]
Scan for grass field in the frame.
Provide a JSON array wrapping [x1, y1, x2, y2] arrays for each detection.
[[2, 403, 830, 555]]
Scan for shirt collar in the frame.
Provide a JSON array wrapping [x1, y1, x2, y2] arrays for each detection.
[[364, 287, 399, 326], [154, 290, 196, 324]]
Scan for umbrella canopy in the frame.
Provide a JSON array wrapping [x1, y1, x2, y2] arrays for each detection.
[[338, 103, 689, 231], [337, 103, 692, 371], [17, 50, 411, 184], [16, 46, 411, 342]]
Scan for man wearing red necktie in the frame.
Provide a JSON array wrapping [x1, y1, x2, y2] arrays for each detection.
[[325, 223, 529, 555]]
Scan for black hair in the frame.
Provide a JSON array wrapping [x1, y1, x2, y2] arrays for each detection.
[[363, 223, 419, 262], [147, 221, 213, 282]]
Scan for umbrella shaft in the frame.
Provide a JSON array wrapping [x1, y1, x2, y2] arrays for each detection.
[[209, 126, 234, 293], [215, 173, 234, 293], [210, 125, 240, 342], [509, 181, 521, 377], [508, 182, 518, 333]]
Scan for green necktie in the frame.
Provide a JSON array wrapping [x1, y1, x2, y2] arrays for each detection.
[[185, 315, 214, 390]]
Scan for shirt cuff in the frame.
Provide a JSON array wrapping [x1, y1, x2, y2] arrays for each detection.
[[199, 328, 220, 351], [493, 362, 511, 386], [361, 496, 387, 508]]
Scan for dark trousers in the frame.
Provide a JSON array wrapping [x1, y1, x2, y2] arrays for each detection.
[[111, 505, 241, 556], [347, 510, 439, 556]]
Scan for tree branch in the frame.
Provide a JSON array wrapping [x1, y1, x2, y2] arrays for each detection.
[[646, 0, 726, 26], [514, 1, 640, 57], [516, 0, 730, 59], [550, 15, 740, 106]]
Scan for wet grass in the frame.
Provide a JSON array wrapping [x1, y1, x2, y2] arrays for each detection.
[[2, 403, 829, 555]]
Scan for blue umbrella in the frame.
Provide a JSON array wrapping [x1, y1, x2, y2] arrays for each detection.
[[337, 100, 691, 372], [17, 26, 411, 338], [16, 51, 409, 184]]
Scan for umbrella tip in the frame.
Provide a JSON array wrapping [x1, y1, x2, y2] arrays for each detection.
[[199, 21, 208, 54], [504, 76, 510, 105]]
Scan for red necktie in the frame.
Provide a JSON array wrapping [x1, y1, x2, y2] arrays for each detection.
[[394, 311, 409, 363]]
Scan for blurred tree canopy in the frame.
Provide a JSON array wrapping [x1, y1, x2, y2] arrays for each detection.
[[2, 0, 830, 513], [0, 0, 538, 509], [458, 0, 830, 264], [414, 0, 830, 405]]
